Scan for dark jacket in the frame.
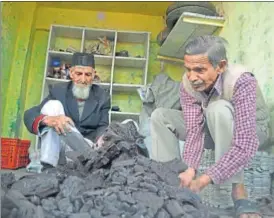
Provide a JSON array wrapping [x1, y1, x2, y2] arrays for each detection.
[[24, 82, 111, 141]]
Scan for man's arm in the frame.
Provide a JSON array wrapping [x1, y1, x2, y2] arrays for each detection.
[[23, 95, 53, 135], [205, 73, 259, 184], [180, 83, 205, 170]]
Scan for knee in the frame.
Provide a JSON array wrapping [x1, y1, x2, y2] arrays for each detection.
[[206, 100, 234, 121], [41, 100, 65, 116], [151, 107, 168, 124]]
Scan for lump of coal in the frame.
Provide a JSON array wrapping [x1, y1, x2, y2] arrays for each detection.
[[157, 209, 171, 218], [257, 196, 274, 216], [69, 213, 90, 218], [58, 197, 74, 213], [132, 191, 164, 212], [165, 200, 185, 217], [11, 174, 59, 198], [41, 197, 58, 211], [2, 189, 37, 218], [1, 172, 16, 189], [29, 195, 41, 206], [59, 176, 85, 198]]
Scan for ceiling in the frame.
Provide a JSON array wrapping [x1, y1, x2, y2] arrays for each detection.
[[38, 1, 173, 16]]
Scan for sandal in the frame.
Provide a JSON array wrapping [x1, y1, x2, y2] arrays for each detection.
[[234, 199, 262, 218]]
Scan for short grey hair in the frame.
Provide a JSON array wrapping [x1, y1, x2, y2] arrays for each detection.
[[184, 35, 228, 68]]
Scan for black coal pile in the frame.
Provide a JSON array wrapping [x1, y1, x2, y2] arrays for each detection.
[[1, 121, 218, 218]]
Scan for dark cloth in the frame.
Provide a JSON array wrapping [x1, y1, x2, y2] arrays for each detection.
[[24, 82, 110, 141]]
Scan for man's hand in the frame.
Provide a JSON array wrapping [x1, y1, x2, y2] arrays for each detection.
[[42, 115, 74, 135], [189, 174, 212, 193], [178, 167, 196, 188], [94, 135, 105, 150]]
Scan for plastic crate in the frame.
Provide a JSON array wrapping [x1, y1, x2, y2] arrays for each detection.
[[1, 138, 31, 169]]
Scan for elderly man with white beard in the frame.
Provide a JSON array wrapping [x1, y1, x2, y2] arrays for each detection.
[[24, 53, 111, 170]]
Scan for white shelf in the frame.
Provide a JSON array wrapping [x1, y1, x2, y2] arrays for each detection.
[[112, 83, 142, 92], [49, 50, 73, 55], [46, 78, 110, 89], [45, 78, 140, 92], [46, 77, 71, 86], [115, 57, 146, 68], [48, 50, 113, 66], [93, 82, 111, 89], [94, 55, 113, 66], [158, 12, 225, 62], [46, 77, 139, 92], [111, 111, 140, 121]]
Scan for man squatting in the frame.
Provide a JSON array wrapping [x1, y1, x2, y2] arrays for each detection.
[[151, 35, 271, 218]]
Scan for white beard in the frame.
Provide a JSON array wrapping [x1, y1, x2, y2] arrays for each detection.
[[72, 83, 92, 100]]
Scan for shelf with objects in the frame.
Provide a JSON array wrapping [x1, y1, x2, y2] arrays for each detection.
[[110, 31, 150, 123], [43, 26, 116, 100], [40, 25, 150, 125]]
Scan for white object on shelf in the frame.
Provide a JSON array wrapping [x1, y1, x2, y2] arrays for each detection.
[[46, 77, 71, 83], [158, 12, 225, 63]]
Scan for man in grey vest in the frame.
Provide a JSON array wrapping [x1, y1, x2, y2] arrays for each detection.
[[24, 53, 110, 169], [151, 35, 270, 218]]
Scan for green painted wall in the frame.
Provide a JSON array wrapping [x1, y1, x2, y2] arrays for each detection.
[[20, 30, 48, 140], [2, 2, 37, 139], [1, 2, 22, 119]]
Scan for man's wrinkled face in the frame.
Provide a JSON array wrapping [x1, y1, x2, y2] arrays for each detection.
[[183, 54, 226, 92], [70, 66, 96, 99], [70, 66, 95, 87]]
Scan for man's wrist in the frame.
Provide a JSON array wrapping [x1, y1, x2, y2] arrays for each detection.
[[41, 116, 49, 125], [186, 167, 196, 177], [199, 174, 212, 186]]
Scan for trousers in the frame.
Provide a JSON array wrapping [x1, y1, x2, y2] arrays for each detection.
[[39, 100, 93, 167], [150, 99, 268, 184]]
